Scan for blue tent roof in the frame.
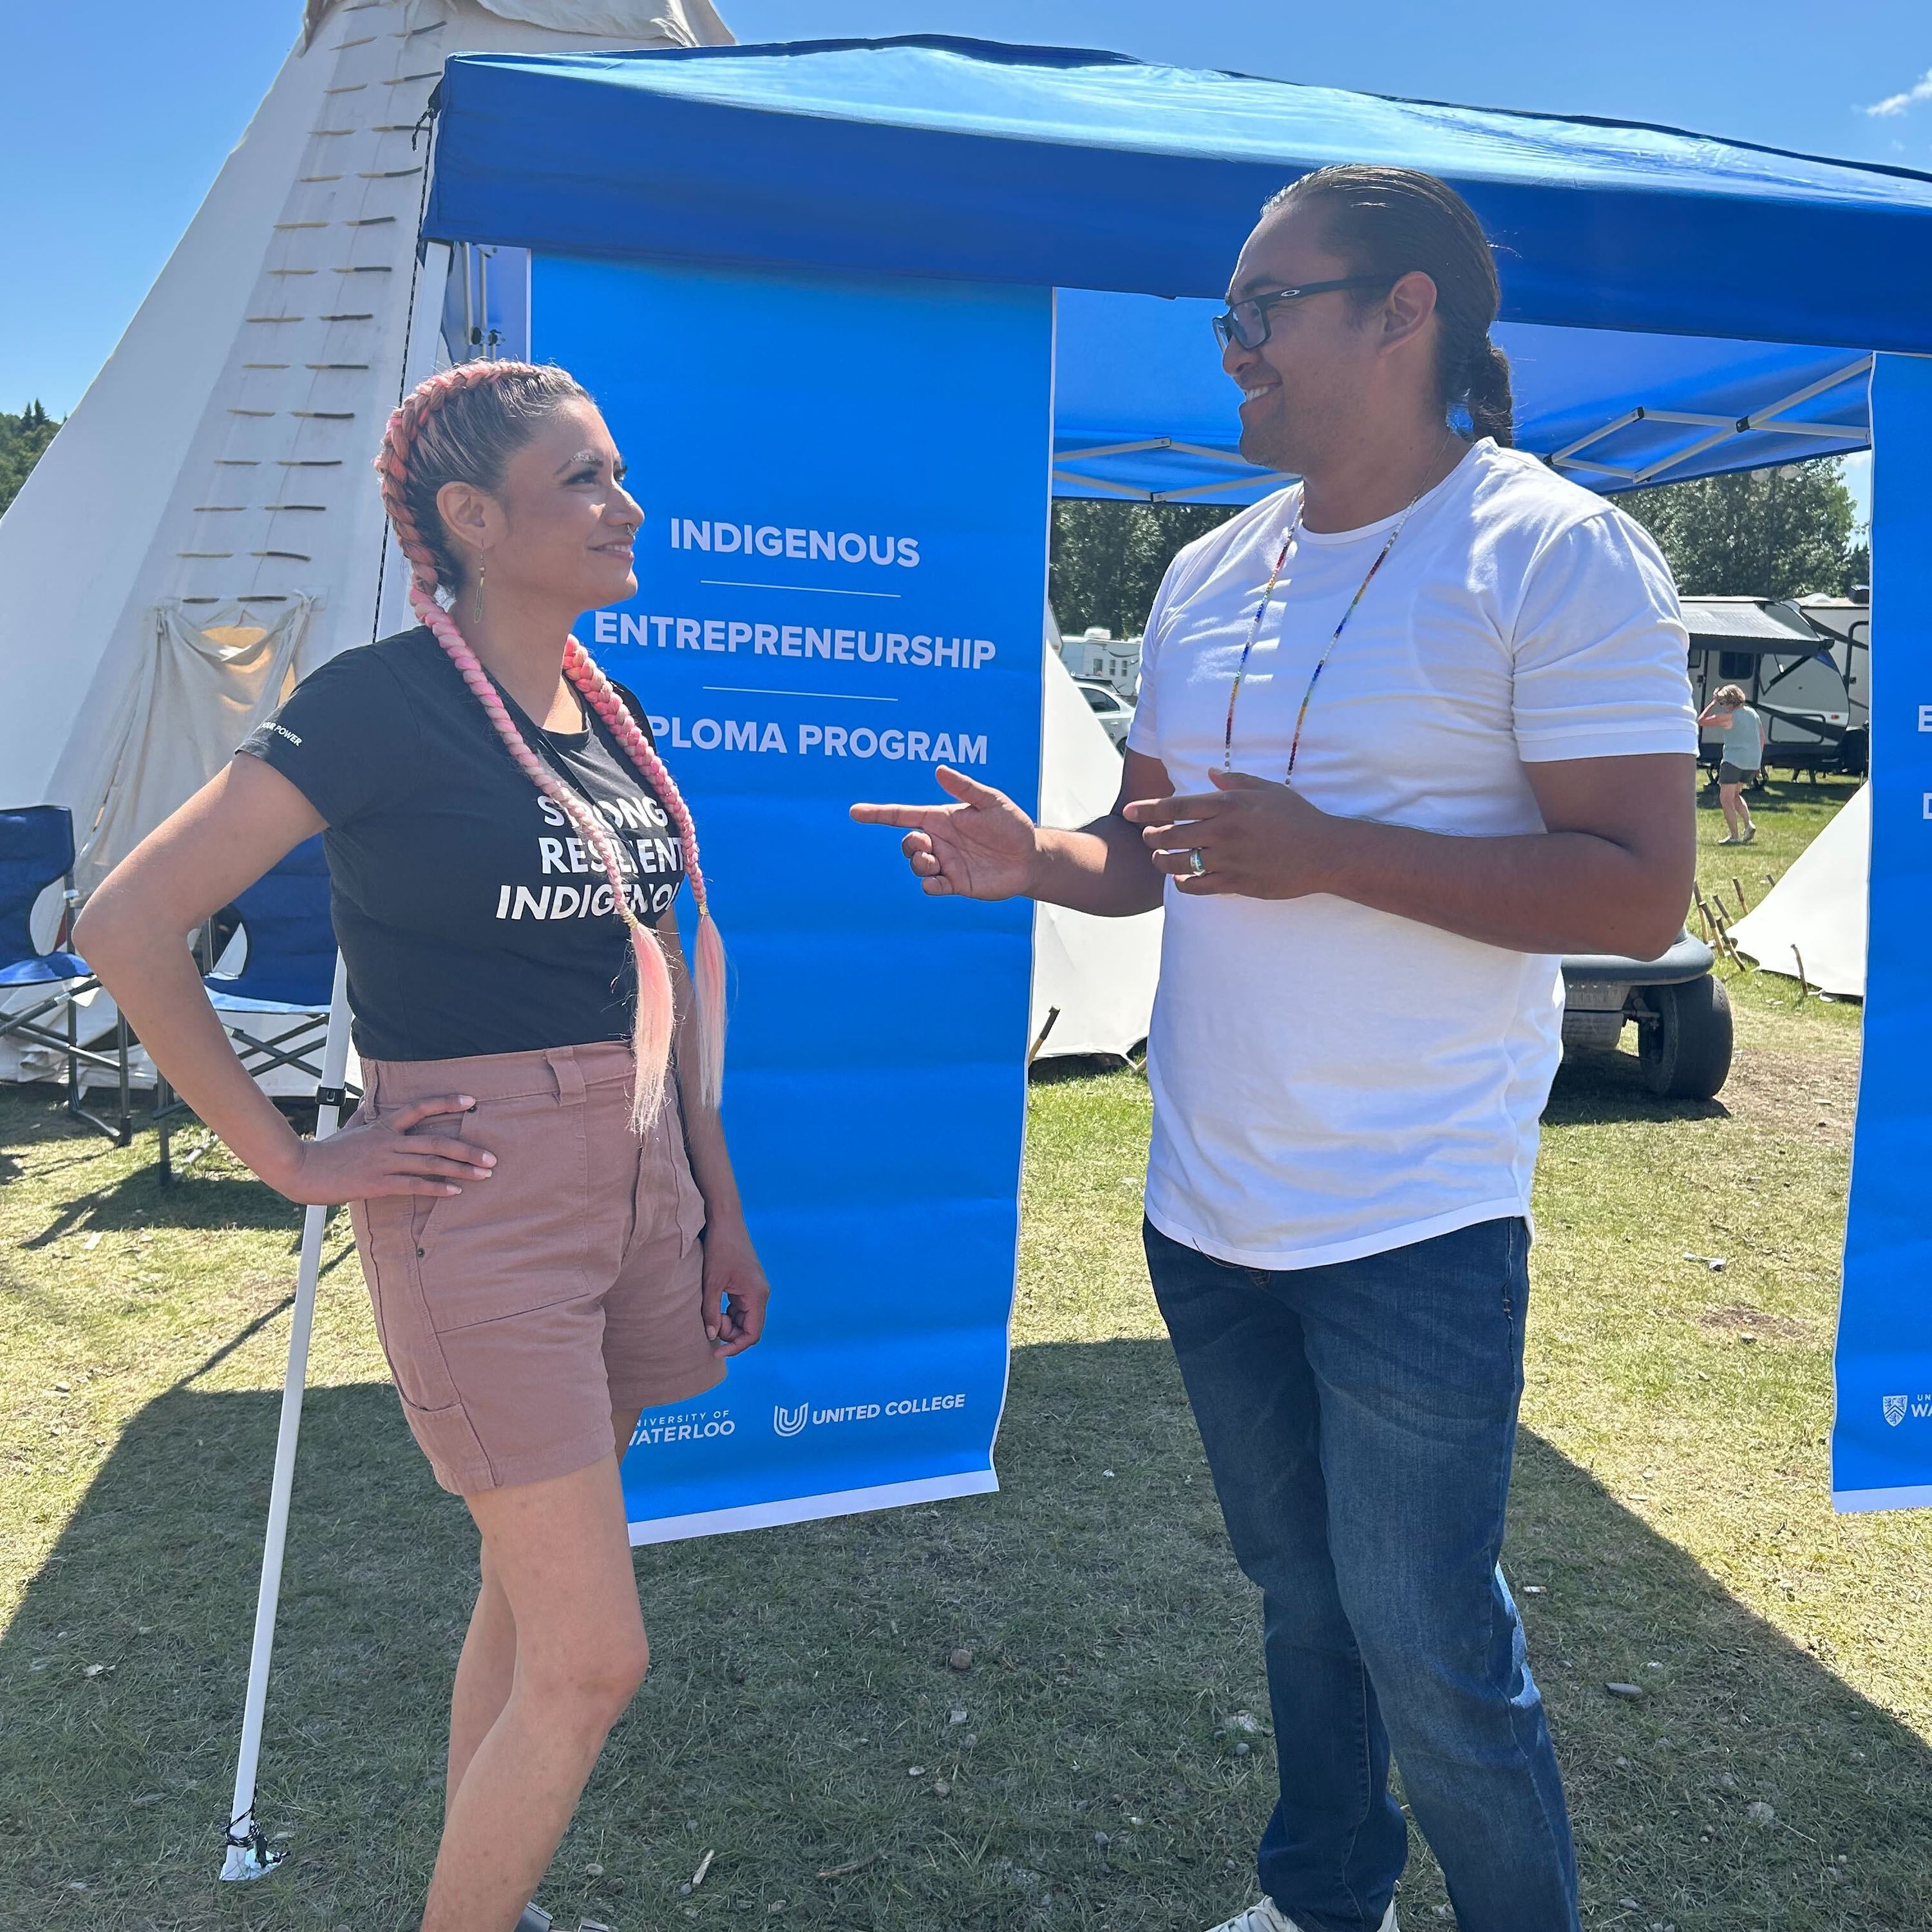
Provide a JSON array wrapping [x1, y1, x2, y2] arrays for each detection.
[[1054, 293, 1872, 503], [423, 36, 1905, 500]]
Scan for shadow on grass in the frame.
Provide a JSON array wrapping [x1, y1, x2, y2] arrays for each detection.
[[5, 1078, 334, 1256], [1029, 1054, 1140, 1088], [3, 1338, 1927, 1931], [1544, 1046, 1732, 1128], [15, 1164, 310, 1255], [1698, 774, 1857, 810]]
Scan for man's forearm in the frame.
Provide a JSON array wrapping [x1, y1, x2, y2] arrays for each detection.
[[1318, 815, 1685, 958], [1030, 813, 1166, 917]]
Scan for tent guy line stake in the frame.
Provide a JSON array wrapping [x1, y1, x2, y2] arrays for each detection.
[[1027, 1005, 1062, 1066], [220, 956, 352, 1882]]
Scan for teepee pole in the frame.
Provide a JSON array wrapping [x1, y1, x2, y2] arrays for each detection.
[[220, 954, 352, 1882]]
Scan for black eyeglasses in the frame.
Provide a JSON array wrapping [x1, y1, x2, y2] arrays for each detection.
[[1212, 278, 1394, 351]]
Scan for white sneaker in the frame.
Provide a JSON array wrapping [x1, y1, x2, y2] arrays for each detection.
[[1204, 1900, 1298, 1932], [1204, 1898, 1398, 1932]]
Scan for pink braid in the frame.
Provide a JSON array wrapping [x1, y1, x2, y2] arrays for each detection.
[[565, 639, 726, 1107], [408, 582, 677, 1126], [375, 360, 717, 1129]]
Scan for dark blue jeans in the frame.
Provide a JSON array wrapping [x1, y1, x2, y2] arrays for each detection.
[[1144, 1217, 1578, 1932]]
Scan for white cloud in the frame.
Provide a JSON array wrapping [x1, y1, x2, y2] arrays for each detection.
[[1865, 68, 1932, 117]]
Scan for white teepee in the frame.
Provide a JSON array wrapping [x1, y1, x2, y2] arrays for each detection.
[[1030, 612, 1162, 1059], [1, 1, 1162, 1075], [1730, 783, 1869, 998], [0, 0, 729, 912]]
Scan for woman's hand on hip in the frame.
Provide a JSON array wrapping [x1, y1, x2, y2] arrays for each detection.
[[849, 765, 1041, 900], [265, 1095, 497, 1206], [700, 1220, 770, 1358]]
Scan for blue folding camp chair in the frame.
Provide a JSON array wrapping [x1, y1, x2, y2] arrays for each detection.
[[0, 805, 131, 1142], [156, 835, 353, 1183]]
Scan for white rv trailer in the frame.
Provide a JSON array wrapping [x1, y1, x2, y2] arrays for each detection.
[[1796, 591, 1872, 741], [1680, 596, 1857, 777]]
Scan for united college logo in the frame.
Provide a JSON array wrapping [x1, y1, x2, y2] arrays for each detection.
[[1884, 1394, 1909, 1426], [770, 1391, 969, 1438]]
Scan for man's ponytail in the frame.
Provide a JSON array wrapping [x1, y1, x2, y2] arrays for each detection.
[[1464, 341, 1516, 449]]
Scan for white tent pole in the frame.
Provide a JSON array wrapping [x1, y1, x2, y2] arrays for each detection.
[[219, 952, 352, 1882]]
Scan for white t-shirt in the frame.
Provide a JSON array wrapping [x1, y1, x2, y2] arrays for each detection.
[[1127, 440, 1696, 1270]]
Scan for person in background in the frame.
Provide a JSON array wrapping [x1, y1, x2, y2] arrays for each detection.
[[1698, 682, 1762, 844], [853, 165, 1696, 1932]]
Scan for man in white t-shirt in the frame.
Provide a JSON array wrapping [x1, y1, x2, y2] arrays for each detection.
[[855, 165, 1695, 1932]]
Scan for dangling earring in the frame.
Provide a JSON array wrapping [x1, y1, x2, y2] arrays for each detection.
[[475, 560, 486, 630]]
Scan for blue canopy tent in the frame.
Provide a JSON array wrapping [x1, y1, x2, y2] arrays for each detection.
[[1052, 294, 1873, 503], [422, 35, 1920, 502], [418, 36, 1932, 1513]]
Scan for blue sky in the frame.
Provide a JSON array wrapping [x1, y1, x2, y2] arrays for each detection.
[[4, 0, 1925, 520]]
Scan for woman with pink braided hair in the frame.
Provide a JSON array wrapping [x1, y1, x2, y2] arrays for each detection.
[[78, 361, 769, 1932]]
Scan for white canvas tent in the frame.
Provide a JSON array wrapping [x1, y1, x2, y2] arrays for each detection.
[[1032, 612, 1162, 1059], [0, 0, 1160, 1077], [0, 0, 729, 911], [1731, 783, 1870, 997], [0, 0, 728, 1081]]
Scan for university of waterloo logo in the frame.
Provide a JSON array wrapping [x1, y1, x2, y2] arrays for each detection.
[[1884, 1394, 1908, 1426]]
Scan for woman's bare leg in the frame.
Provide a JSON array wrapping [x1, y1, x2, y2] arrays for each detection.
[[446, 1549, 517, 1810], [420, 1443, 649, 1932], [444, 1409, 643, 1814], [1719, 782, 1742, 838]]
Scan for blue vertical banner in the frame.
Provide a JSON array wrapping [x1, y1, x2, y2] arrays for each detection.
[[533, 256, 1053, 1542], [1836, 351, 1932, 1511]]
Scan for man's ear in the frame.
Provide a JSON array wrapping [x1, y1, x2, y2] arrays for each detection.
[[1379, 269, 1439, 355]]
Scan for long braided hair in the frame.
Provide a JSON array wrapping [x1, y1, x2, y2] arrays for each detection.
[[374, 359, 725, 1127]]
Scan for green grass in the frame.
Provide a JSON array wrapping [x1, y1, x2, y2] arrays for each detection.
[[4, 840, 1919, 1930]]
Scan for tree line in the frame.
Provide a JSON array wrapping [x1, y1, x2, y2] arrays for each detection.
[[1049, 456, 1868, 641], [0, 402, 60, 517]]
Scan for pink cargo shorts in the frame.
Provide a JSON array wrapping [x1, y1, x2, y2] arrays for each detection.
[[348, 1039, 723, 1495]]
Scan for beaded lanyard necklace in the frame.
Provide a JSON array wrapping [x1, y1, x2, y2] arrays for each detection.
[[1222, 451, 1450, 779]]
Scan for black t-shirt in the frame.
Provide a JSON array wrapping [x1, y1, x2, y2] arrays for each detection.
[[238, 626, 686, 1061]]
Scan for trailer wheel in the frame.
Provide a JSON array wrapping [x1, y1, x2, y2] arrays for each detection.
[[1637, 976, 1733, 1100]]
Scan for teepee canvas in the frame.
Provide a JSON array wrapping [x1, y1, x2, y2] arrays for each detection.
[[1, 2, 1164, 1080], [1031, 610, 1162, 1061], [0, 0, 729, 919], [1730, 784, 1869, 998]]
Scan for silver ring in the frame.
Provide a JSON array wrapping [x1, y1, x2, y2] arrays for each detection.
[[1186, 847, 1206, 877]]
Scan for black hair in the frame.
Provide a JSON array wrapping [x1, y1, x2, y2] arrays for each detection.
[[1265, 166, 1514, 447]]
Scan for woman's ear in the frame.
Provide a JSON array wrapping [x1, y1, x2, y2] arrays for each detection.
[[435, 478, 497, 566]]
